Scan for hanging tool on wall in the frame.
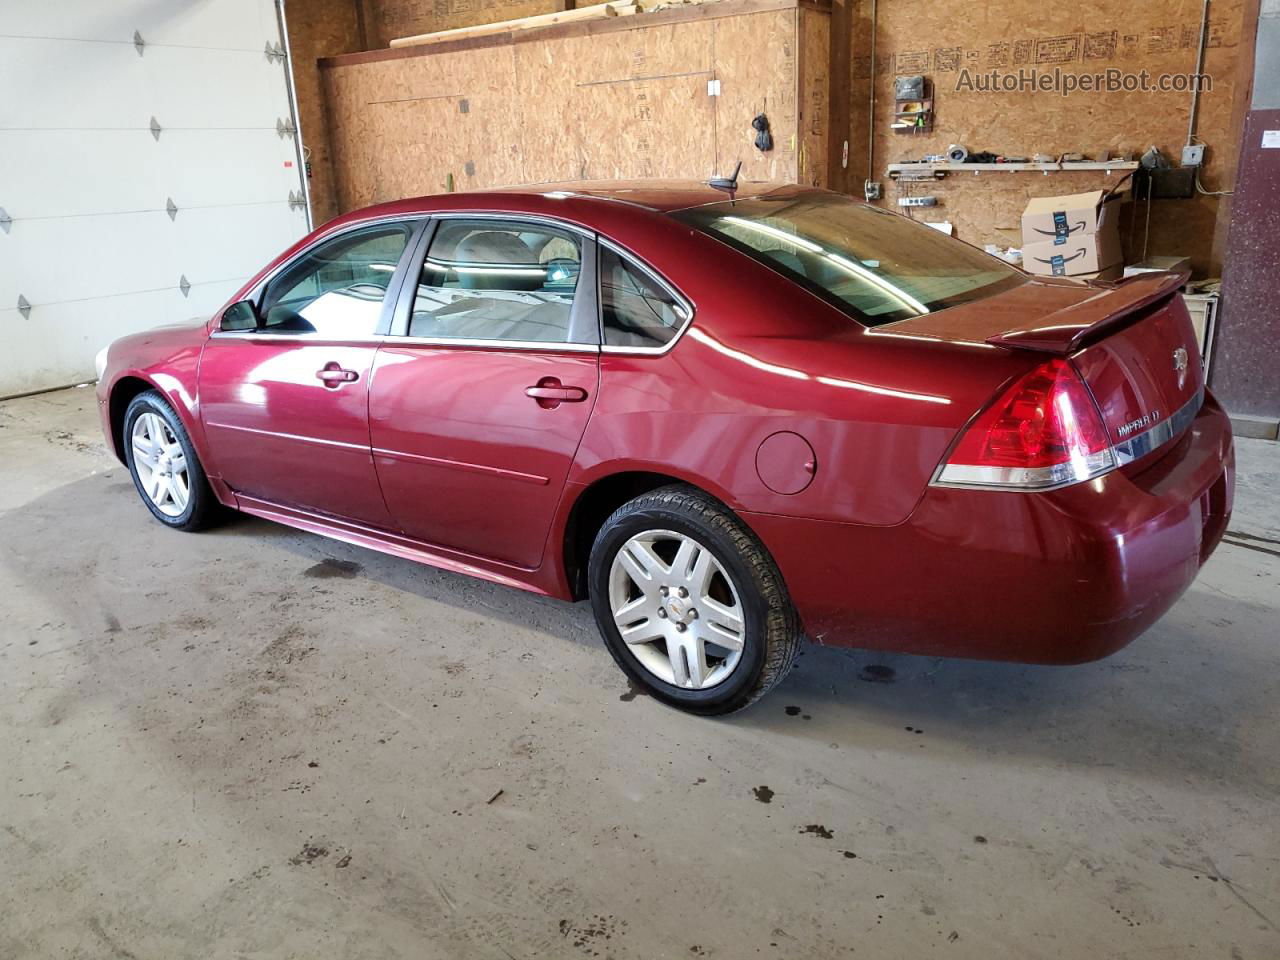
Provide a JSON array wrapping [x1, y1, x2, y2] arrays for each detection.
[[752, 114, 773, 152]]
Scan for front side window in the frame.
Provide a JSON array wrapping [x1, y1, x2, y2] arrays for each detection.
[[256, 223, 413, 337], [409, 220, 582, 343], [599, 247, 688, 349], [673, 193, 1025, 327]]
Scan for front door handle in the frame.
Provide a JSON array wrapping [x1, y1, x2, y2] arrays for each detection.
[[317, 362, 359, 388], [525, 377, 588, 409]]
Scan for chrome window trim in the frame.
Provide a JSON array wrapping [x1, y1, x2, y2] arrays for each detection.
[[596, 237, 696, 357], [207, 332, 387, 345], [930, 384, 1206, 493], [388, 335, 601, 354], [421, 210, 594, 238], [206, 330, 599, 354]]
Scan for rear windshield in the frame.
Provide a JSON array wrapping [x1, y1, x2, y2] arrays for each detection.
[[673, 193, 1026, 327]]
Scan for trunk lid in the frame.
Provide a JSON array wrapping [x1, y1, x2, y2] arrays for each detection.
[[878, 270, 1203, 466]]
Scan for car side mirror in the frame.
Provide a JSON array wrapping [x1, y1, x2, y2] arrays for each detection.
[[221, 300, 259, 331]]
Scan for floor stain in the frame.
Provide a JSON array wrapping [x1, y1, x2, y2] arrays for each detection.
[[619, 679, 648, 702], [289, 843, 329, 865], [858, 665, 896, 684], [303, 558, 362, 579], [799, 824, 834, 839], [560, 914, 626, 955], [753, 785, 774, 804]]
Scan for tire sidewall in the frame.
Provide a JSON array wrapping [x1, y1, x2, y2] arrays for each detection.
[[589, 503, 772, 713], [124, 392, 200, 528]]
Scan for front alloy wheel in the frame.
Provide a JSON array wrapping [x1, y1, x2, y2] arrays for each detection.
[[131, 411, 190, 517], [123, 390, 218, 531]]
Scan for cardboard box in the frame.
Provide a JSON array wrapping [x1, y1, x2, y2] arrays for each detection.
[[1022, 200, 1122, 277], [1021, 189, 1114, 246]]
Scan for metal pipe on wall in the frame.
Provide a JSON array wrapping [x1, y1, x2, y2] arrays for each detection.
[[865, 0, 876, 196]]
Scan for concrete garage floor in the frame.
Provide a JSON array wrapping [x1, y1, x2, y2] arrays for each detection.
[[1, 388, 1278, 960]]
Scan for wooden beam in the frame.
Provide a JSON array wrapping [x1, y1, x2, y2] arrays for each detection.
[[389, 1, 635, 49]]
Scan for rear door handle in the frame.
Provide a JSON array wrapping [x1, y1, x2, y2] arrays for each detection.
[[525, 377, 588, 408], [317, 362, 359, 387]]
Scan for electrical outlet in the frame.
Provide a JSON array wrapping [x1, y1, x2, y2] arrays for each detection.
[[898, 196, 937, 207], [864, 180, 882, 201], [1181, 144, 1205, 167]]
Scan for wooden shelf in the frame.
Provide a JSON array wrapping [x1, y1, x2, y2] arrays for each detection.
[[887, 161, 1139, 177]]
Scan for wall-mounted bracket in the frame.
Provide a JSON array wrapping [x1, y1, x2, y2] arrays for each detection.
[[133, 30, 146, 56], [179, 275, 191, 298], [0, 207, 11, 234], [166, 197, 178, 221], [17, 295, 31, 320], [276, 117, 296, 139], [264, 40, 286, 64], [288, 190, 306, 211], [150, 116, 163, 141]]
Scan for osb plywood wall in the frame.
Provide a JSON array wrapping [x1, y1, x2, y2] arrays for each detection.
[[843, 0, 1249, 274], [320, 1, 827, 209]]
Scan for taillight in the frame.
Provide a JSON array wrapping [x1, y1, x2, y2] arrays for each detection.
[[934, 357, 1116, 490]]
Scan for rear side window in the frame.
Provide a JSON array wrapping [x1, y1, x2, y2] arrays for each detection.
[[599, 247, 688, 349], [409, 219, 582, 343], [673, 193, 1025, 327], [258, 223, 412, 336]]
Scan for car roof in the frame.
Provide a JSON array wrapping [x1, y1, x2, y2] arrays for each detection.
[[332, 179, 812, 228], [469, 179, 800, 212]]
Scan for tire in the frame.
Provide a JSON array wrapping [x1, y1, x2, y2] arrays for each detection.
[[123, 390, 220, 531], [588, 484, 801, 715]]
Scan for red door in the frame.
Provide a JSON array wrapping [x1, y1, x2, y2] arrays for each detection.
[[198, 219, 417, 527], [200, 338, 394, 527], [368, 344, 598, 567]]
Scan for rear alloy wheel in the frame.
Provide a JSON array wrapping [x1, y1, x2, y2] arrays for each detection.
[[589, 485, 801, 715], [123, 390, 219, 531]]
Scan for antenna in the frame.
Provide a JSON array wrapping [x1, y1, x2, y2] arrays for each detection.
[[708, 161, 743, 201]]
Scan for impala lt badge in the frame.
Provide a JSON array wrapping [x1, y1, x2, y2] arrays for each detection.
[[1117, 410, 1163, 437]]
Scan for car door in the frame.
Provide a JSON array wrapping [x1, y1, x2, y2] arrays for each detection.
[[368, 216, 600, 568], [200, 219, 422, 527]]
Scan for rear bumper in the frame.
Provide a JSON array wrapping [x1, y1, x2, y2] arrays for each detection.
[[745, 393, 1234, 664]]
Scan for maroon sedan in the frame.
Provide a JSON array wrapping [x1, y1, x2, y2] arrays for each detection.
[[96, 182, 1234, 714]]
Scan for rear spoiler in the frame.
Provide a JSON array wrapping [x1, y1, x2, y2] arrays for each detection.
[[986, 269, 1189, 354]]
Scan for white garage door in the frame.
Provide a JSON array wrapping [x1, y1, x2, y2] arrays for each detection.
[[0, 0, 310, 397]]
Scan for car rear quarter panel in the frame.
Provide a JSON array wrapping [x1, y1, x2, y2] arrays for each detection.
[[572, 225, 1039, 527]]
